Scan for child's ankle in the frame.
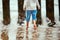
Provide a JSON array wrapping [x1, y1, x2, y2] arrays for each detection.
[[34, 24, 37, 27]]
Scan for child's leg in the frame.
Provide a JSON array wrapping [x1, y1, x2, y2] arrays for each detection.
[[32, 10, 37, 30], [26, 22, 29, 30], [33, 20, 37, 30], [26, 10, 31, 30]]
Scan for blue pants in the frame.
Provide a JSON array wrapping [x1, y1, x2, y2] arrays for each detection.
[[25, 10, 37, 22]]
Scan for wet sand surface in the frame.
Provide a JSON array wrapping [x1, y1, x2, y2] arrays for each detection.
[[1, 26, 60, 40]]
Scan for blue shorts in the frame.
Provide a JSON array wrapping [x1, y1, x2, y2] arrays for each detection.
[[25, 10, 37, 22]]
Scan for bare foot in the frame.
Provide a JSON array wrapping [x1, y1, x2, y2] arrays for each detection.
[[34, 25, 37, 30]]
